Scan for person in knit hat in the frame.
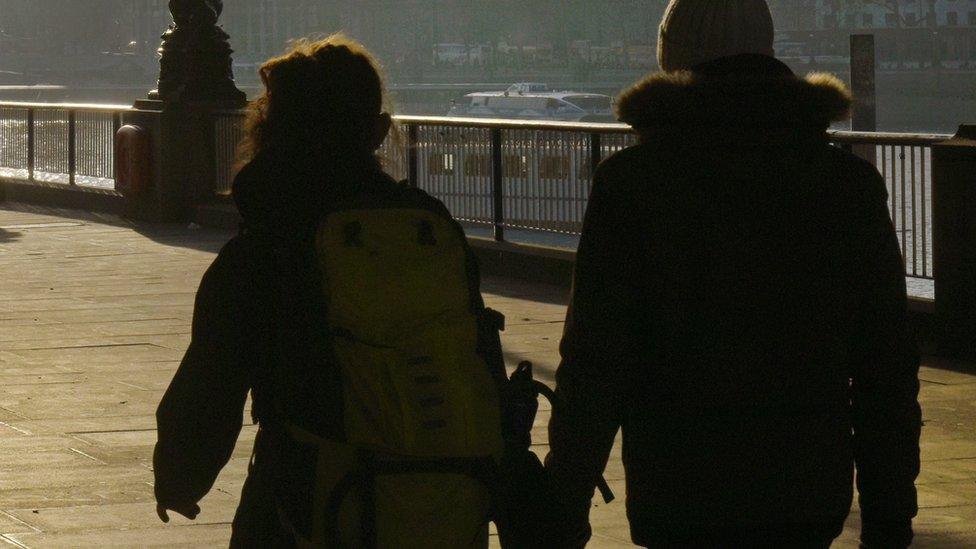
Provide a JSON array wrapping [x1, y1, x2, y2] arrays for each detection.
[[657, 0, 776, 72], [545, 0, 921, 547]]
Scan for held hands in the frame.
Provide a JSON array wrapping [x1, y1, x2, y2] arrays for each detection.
[[156, 503, 201, 523]]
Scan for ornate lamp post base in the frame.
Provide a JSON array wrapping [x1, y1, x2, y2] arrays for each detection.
[[122, 0, 246, 222], [148, 0, 246, 105]]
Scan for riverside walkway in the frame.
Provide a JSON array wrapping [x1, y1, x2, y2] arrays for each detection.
[[0, 203, 973, 548]]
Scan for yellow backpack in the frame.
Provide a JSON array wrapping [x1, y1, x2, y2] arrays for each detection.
[[281, 198, 504, 548]]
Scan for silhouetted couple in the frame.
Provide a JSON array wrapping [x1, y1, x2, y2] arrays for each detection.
[[154, 1, 921, 547]]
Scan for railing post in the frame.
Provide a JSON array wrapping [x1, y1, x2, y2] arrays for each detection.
[[931, 124, 976, 359], [850, 34, 877, 132], [590, 132, 603, 179], [850, 35, 878, 165], [112, 112, 122, 181], [491, 127, 504, 242], [26, 108, 35, 181], [68, 110, 77, 186], [407, 124, 419, 188]]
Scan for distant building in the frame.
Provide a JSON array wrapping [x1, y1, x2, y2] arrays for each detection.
[[830, 0, 976, 68], [0, 0, 147, 84], [215, 1, 669, 69], [3, 1, 974, 87], [769, 0, 820, 31], [118, 1, 174, 55], [814, 0, 976, 30], [0, 0, 128, 57]]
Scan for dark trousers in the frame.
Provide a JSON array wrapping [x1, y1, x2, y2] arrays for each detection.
[[229, 436, 296, 549]]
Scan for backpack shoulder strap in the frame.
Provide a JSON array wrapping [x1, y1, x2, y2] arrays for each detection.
[[241, 225, 340, 434]]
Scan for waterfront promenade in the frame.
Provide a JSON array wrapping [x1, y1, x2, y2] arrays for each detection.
[[0, 203, 974, 547]]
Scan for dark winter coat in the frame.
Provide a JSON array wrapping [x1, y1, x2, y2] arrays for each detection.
[[152, 151, 503, 547], [546, 55, 921, 548]]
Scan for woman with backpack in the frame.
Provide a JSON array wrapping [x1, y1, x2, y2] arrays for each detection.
[[154, 35, 509, 548]]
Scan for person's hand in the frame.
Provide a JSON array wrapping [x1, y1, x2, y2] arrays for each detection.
[[544, 454, 595, 548], [156, 502, 201, 523]]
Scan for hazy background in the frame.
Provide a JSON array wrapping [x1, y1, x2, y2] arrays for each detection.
[[0, 0, 974, 132]]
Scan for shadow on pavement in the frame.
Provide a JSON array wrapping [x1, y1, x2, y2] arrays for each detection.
[[923, 355, 976, 375], [0, 202, 235, 254], [132, 224, 235, 254], [913, 531, 976, 548], [482, 276, 570, 306], [0, 228, 22, 243]]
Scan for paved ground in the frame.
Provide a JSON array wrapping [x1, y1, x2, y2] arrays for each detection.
[[0, 203, 973, 548]]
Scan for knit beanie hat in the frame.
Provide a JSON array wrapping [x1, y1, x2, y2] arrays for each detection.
[[658, 0, 776, 72]]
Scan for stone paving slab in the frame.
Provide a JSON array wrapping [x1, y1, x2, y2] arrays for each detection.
[[1, 203, 975, 548]]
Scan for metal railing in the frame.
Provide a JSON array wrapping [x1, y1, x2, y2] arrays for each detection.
[[215, 110, 247, 196], [830, 131, 948, 280], [214, 112, 635, 240], [0, 101, 128, 192], [392, 118, 635, 241], [215, 113, 944, 281]]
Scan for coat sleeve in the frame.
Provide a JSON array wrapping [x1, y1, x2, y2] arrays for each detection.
[[848, 174, 921, 548], [547, 160, 644, 542], [153, 238, 263, 509]]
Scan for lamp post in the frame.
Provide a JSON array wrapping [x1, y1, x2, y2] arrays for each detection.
[[122, 0, 247, 222], [149, 0, 246, 105]]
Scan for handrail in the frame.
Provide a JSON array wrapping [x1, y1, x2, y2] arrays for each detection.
[[395, 117, 952, 144], [392, 115, 634, 134], [0, 101, 132, 112], [827, 130, 950, 146], [214, 109, 952, 145], [217, 110, 632, 133]]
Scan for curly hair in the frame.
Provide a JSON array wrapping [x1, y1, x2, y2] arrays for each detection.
[[236, 34, 392, 170]]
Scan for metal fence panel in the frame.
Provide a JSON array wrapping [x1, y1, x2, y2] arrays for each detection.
[[214, 111, 246, 196], [499, 128, 592, 234], [73, 110, 118, 189], [415, 124, 494, 226], [0, 103, 127, 191], [835, 141, 936, 280], [0, 108, 29, 179], [379, 126, 408, 181], [33, 108, 71, 184]]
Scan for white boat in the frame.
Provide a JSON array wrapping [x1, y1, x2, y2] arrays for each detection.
[[448, 83, 615, 122]]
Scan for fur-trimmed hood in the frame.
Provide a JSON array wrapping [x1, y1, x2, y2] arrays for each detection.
[[617, 54, 851, 134]]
